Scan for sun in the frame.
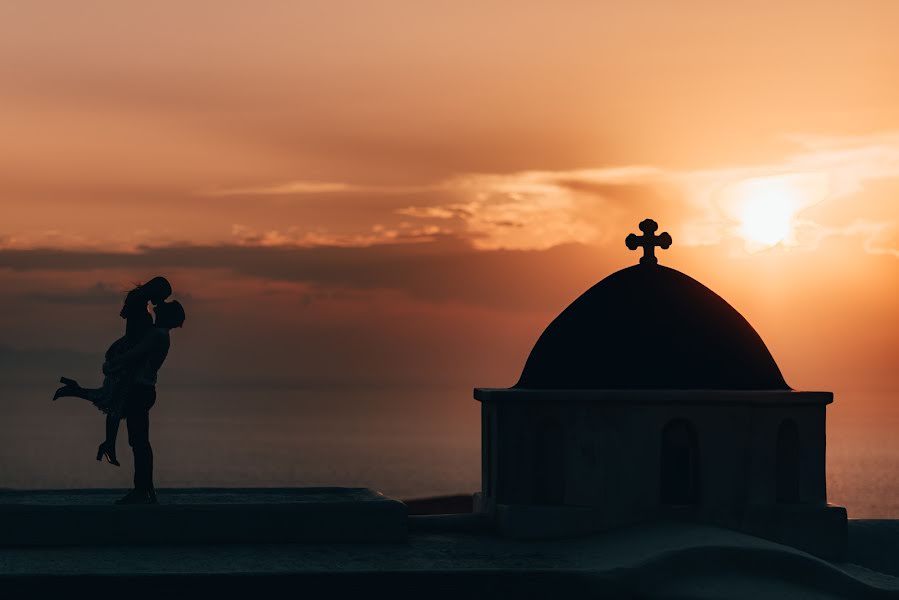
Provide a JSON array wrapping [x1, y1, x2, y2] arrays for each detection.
[[739, 196, 795, 246], [734, 178, 799, 247]]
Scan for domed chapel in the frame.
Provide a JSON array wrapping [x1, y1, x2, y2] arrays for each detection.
[[474, 219, 847, 559]]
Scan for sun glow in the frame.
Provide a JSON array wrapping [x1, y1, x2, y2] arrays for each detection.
[[739, 197, 795, 246], [733, 178, 801, 248]]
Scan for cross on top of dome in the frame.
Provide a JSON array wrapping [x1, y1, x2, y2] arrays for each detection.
[[625, 219, 672, 265]]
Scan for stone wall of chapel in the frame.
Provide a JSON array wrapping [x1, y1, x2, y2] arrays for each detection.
[[483, 399, 828, 522]]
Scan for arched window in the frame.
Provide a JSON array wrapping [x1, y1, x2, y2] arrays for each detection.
[[534, 417, 565, 504], [660, 419, 700, 505], [776, 419, 801, 503]]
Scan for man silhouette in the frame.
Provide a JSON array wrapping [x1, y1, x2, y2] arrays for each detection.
[[106, 300, 185, 505]]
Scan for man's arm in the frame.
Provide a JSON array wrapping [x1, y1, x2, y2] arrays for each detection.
[[106, 329, 164, 371]]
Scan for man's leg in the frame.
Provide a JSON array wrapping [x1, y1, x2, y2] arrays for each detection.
[[126, 408, 153, 493]]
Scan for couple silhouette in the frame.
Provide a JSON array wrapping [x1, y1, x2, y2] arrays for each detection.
[[53, 277, 185, 505]]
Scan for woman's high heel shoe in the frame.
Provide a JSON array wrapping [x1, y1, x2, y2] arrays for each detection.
[[53, 377, 80, 401], [96, 443, 120, 467]]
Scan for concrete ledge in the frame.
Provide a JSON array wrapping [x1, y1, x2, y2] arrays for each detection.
[[496, 504, 610, 540], [739, 503, 848, 561], [495, 502, 848, 560], [0, 488, 407, 546], [848, 520, 899, 576]]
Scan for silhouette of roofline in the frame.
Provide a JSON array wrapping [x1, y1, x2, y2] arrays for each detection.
[[512, 264, 791, 391], [473, 389, 832, 405]]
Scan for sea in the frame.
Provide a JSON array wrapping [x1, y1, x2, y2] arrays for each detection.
[[0, 384, 896, 518]]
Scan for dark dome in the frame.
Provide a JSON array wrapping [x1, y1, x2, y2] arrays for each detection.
[[516, 264, 789, 390]]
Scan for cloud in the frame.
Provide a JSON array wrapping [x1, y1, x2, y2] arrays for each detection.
[[4, 134, 897, 261], [0, 238, 617, 312], [393, 133, 899, 256], [396, 167, 671, 250], [396, 205, 475, 220], [201, 180, 357, 196], [23, 281, 125, 305], [229, 223, 450, 247], [0, 230, 109, 251], [795, 219, 899, 258], [200, 180, 434, 197]]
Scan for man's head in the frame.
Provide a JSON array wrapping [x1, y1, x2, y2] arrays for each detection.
[[154, 300, 185, 329]]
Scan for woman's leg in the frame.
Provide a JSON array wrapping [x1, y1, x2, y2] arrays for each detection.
[[104, 413, 120, 454], [53, 381, 91, 400]]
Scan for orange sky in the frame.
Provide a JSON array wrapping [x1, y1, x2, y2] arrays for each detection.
[[0, 2, 896, 406]]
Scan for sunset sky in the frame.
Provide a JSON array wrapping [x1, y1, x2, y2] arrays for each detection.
[[0, 1, 896, 407]]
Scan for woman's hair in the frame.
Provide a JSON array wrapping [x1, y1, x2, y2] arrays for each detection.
[[140, 277, 172, 302], [120, 287, 148, 319], [120, 276, 172, 319]]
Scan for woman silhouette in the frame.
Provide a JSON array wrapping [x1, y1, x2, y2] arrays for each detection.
[[53, 277, 172, 465]]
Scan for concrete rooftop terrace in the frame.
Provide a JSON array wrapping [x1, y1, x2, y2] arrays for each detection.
[[1, 488, 897, 599], [0, 487, 406, 545]]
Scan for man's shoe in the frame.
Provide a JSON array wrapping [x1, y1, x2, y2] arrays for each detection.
[[115, 489, 156, 505]]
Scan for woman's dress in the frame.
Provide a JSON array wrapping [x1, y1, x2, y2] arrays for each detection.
[[84, 336, 138, 418], [85, 288, 153, 418]]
